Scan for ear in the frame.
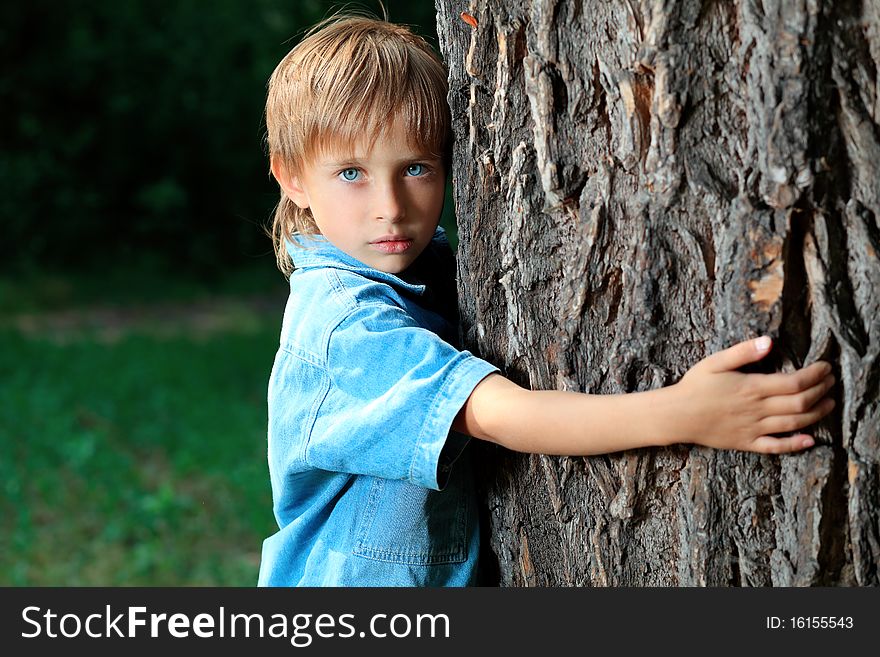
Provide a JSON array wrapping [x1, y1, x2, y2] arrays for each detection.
[[270, 155, 309, 209]]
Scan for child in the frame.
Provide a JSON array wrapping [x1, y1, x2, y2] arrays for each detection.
[[257, 15, 835, 587]]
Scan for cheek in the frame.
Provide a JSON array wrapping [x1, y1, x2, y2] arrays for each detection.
[[313, 188, 351, 220], [414, 184, 445, 215], [312, 193, 361, 239]]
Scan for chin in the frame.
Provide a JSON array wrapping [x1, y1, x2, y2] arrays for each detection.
[[377, 263, 408, 275], [374, 257, 413, 275]]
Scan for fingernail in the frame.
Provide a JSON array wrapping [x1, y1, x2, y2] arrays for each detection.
[[755, 336, 772, 351], [802, 437, 815, 449]]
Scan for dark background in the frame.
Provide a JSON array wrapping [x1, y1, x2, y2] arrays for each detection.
[[0, 0, 442, 280]]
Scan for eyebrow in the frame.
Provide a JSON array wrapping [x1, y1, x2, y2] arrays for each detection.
[[319, 158, 362, 169], [319, 152, 442, 168]]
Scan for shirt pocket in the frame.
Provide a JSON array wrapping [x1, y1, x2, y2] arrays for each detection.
[[353, 475, 469, 565]]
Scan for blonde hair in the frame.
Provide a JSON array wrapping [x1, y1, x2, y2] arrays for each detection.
[[265, 14, 451, 276]]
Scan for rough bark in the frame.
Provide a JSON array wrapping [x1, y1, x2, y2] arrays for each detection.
[[435, 0, 879, 586]]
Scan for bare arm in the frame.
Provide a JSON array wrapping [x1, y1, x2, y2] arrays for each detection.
[[452, 337, 836, 455]]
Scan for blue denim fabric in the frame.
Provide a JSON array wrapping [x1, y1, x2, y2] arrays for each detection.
[[258, 229, 498, 586]]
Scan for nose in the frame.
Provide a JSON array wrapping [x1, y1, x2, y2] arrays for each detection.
[[373, 181, 405, 223]]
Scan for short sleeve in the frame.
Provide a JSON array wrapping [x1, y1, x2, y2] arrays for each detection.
[[306, 301, 498, 490]]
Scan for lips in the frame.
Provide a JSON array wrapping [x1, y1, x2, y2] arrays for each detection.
[[369, 236, 414, 254]]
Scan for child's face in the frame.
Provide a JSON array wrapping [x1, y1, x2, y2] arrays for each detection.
[[284, 121, 446, 274]]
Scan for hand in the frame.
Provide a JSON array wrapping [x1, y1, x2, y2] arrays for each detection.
[[672, 336, 835, 454]]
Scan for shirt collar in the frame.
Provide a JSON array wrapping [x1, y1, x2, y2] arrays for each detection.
[[286, 229, 450, 297]]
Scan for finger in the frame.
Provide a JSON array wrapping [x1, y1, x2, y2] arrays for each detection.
[[760, 374, 835, 416], [753, 361, 832, 396], [702, 336, 773, 373], [750, 434, 816, 455], [759, 397, 836, 434]]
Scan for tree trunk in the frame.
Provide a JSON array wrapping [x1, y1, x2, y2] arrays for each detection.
[[435, 0, 879, 586]]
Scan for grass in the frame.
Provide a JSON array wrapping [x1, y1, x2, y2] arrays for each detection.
[[0, 268, 285, 585], [0, 261, 284, 315]]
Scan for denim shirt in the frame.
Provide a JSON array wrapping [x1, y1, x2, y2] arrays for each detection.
[[258, 228, 498, 586]]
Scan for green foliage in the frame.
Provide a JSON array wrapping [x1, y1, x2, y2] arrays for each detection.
[[0, 0, 442, 275], [0, 318, 281, 585], [0, 262, 286, 314]]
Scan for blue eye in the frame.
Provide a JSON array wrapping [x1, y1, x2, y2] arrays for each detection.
[[405, 164, 424, 177], [340, 168, 360, 181]]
